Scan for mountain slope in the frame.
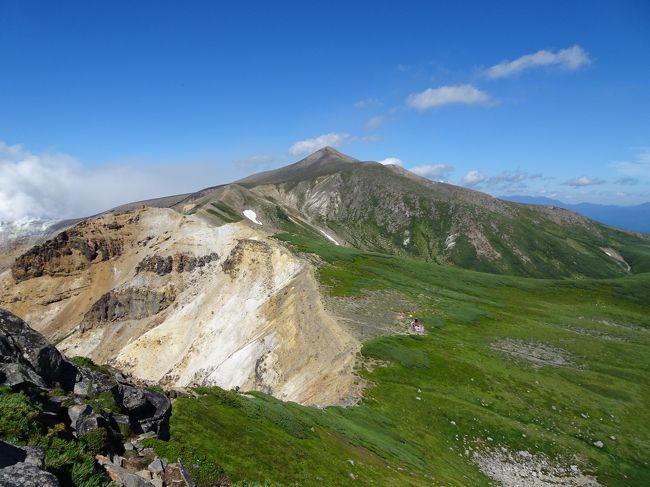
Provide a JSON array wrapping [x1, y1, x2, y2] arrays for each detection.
[[0, 207, 359, 406], [145, 234, 650, 486], [176, 147, 650, 278], [501, 195, 650, 234]]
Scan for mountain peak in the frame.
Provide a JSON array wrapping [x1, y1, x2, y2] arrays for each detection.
[[300, 146, 358, 165], [237, 146, 357, 187]]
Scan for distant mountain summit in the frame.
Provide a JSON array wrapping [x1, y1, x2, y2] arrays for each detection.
[[501, 195, 650, 234], [237, 146, 358, 187], [172, 148, 650, 278]]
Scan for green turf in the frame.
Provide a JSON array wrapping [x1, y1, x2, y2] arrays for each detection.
[[147, 233, 650, 486]]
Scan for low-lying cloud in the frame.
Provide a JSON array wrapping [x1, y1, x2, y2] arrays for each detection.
[[461, 170, 486, 187], [410, 163, 453, 179], [0, 142, 232, 221], [562, 176, 606, 187], [378, 157, 403, 166]]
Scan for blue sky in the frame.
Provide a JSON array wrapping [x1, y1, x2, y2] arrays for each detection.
[[1, 0, 649, 219]]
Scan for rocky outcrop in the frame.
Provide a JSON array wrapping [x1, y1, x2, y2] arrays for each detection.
[[135, 252, 219, 276], [81, 288, 176, 331], [114, 384, 171, 439], [96, 450, 216, 487], [221, 239, 270, 278], [0, 308, 77, 389], [0, 441, 59, 487], [0, 307, 171, 442], [12, 220, 125, 282]]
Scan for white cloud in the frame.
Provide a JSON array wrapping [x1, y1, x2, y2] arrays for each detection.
[[366, 116, 385, 131], [406, 85, 491, 111], [353, 98, 382, 109], [378, 157, 403, 166], [613, 148, 650, 179], [461, 170, 486, 187], [0, 142, 235, 221], [484, 45, 591, 79], [288, 133, 349, 157], [410, 163, 453, 179], [562, 176, 606, 187]]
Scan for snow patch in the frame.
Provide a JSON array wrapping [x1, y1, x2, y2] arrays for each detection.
[[445, 233, 458, 250], [600, 247, 631, 272], [320, 230, 339, 246], [243, 209, 262, 225]]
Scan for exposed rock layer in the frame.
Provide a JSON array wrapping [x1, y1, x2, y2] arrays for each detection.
[[0, 208, 359, 406]]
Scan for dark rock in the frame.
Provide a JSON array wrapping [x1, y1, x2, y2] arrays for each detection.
[[135, 255, 173, 276], [0, 441, 28, 468], [0, 441, 58, 487], [148, 457, 165, 474], [81, 288, 175, 332], [0, 309, 77, 390], [136, 252, 218, 276], [177, 458, 196, 487], [114, 385, 171, 440], [12, 223, 123, 282], [0, 363, 46, 389], [73, 365, 117, 396], [67, 404, 103, 436]]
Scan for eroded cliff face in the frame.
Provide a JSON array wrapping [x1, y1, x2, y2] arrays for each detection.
[[0, 207, 359, 406]]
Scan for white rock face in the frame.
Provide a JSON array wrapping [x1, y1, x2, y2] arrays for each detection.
[[243, 209, 262, 225], [0, 207, 359, 406]]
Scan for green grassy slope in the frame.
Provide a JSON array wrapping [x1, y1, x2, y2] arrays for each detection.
[[146, 234, 650, 486], [274, 163, 650, 278]]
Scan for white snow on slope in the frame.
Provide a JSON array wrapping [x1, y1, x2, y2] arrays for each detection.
[[243, 209, 262, 225], [445, 233, 458, 250], [320, 230, 339, 246]]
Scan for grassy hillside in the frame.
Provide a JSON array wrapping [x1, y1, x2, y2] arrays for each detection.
[[267, 163, 650, 278], [145, 234, 650, 486]]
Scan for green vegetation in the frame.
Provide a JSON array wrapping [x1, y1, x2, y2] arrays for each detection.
[[145, 234, 650, 486], [0, 386, 41, 444], [207, 201, 243, 223], [0, 387, 108, 486], [70, 355, 109, 374]]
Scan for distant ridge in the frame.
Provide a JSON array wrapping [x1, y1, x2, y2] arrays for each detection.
[[501, 195, 650, 234]]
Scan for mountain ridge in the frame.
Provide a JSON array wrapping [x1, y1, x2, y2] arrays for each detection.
[[501, 195, 650, 234]]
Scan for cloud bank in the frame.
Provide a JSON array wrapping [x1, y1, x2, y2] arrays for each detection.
[[0, 142, 231, 221], [410, 163, 453, 179], [406, 85, 491, 111], [484, 45, 591, 79], [562, 176, 606, 187], [461, 170, 486, 187]]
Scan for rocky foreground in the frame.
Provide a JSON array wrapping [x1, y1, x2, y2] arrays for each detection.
[[0, 308, 211, 487]]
